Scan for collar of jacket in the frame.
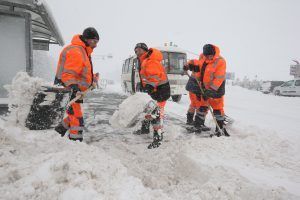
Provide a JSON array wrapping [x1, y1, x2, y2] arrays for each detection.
[[71, 34, 93, 56], [138, 52, 148, 63], [145, 48, 163, 62]]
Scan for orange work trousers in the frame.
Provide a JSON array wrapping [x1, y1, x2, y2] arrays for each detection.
[[62, 102, 84, 140]]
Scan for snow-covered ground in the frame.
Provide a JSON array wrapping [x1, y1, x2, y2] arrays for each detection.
[[0, 80, 299, 200]]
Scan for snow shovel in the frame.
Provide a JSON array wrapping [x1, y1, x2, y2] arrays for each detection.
[[66, 86, 94, 107], [184, 71, 227, 137]]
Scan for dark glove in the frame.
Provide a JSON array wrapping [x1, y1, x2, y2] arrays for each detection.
[[195, 92, 202, 101], [183, 64, 189, 71], [69, 84, 80, 100], [144, 84, 155, 94], [203, 89, 217, 100]]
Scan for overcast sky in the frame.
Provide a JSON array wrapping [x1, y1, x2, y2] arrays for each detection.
[[47, 0, 300, 82]]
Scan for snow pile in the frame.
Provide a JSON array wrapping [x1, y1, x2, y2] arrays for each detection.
[[4, 72, 49, 126], [109, 92, 151, 128], [0, 119, 170, 200], [1, 83, 299, 200]]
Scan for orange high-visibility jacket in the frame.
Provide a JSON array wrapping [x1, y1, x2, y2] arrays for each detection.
[[55, 35, 93, 91], [139, 48, 169, 88], [195, 45, 226, 91]]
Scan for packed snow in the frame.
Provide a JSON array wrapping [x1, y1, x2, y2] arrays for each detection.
[[0, 74, 299, 200], [109, 93, 151, 128]]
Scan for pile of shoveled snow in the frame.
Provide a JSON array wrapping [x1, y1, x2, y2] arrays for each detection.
[[109, 92, 151, 128], [1, 78, 299, 200], [4, 72, 49, 126], [0, 119, 170, 200]]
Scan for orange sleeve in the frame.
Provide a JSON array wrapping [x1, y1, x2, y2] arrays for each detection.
[[211, 59, 226, 90]]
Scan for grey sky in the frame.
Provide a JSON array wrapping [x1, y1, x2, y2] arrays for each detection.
[[48, 0, 300, 82]]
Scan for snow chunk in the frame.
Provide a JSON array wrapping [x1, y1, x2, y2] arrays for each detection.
[[109, 92, 151, 128]]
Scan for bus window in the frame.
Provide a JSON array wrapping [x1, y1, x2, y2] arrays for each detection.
[[133, 58, 138, 71], [130, 58, 134, 71], [165, 52, 187, 74], [125, 59, 130, 73]]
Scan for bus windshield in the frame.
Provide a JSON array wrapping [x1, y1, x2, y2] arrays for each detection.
[[161, 52, 187, 74]]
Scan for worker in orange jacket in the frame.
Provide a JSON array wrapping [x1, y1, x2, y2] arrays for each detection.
[[185, 59, 202, 125], [184, 44, 229, 136], [134, 43, 170, 145], [54, 27, 99, 142]]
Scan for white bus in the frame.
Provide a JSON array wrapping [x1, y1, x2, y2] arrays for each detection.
[[121, 46, 188, 102]]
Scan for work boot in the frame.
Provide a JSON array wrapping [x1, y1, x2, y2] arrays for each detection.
[[148, 130, 163, 149], [186, 115, 210, 133], [215, 120, 230, 137], [133, 120, 150, 135], [54, 123, 68, 137], [68, 132, 83, 142], [154, 129, 163, 142], [186, 112, 194, 125]]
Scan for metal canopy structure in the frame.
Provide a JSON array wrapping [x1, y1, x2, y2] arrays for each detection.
[[0, 0, 64, 47], [0, 0, 64, 107]]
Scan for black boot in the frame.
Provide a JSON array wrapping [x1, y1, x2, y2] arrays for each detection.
[[186, 112, 194, 125], [186, 115, 210, 133], [148, 130, 162, 149], [133, 120, 150, 135], [215, 120, 230, 137], [68, 132, 83, 142], [54, 123, 68, 137]]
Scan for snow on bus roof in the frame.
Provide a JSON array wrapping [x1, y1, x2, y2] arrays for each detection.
[[155, 46, 186, 54]]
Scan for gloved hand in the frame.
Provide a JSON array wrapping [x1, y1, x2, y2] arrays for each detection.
[[69, 84, 81, 100], [183, 64, 189, 71], [195, 92, 202, 101], [144, 84, 155, 94], [202, 89, 217, 100]]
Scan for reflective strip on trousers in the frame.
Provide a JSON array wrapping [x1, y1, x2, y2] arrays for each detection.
[[152, 123, 163, 131], [69, 126, 84, 131], [196, 113, 206, 120], [215, 114, 225, 121], [69, 133, 83, 139], [62, 118, 70, 129]]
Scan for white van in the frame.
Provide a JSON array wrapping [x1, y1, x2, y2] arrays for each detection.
[[273, 79, 300, 96], [260, 81, 284, 94], [121, 46, 188, 102]]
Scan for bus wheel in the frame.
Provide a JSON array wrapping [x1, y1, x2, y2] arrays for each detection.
[[171, 95, 182, 102]]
